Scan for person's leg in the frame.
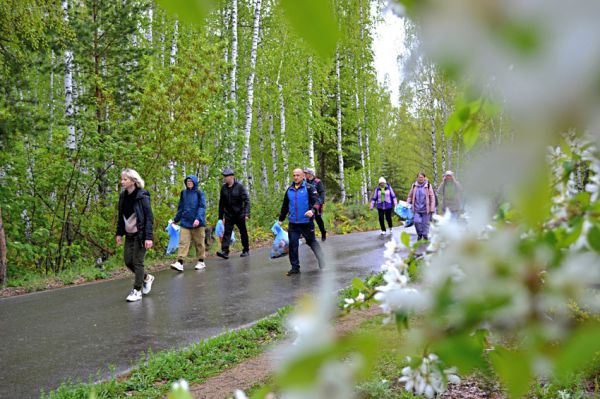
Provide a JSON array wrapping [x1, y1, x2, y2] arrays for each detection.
[[385, 208, 394, 230], [124, 236, 135, 275], [176, 227, 191, 264], [315, 212, 326, 240], [220, 219, 235, 254], [377, 208, 386, 232], [191, 227, 206, 261], [302, 222, 325, 269], [413, 212, 424, 239], [236, 218, 250, 253], [287, 223, 301, 272], [131, 237, 147, 291], [421, 213, 431, 240]]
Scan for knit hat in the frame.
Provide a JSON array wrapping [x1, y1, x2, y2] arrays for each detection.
[[222, 167, 234, 176], [378, 177, 386, 184], [443, 170, 454, 177], [304, 167, 315, 176]]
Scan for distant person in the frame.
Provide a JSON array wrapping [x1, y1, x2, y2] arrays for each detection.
[[407, 172, 436, 241], [216, 167, 250, 259], [170, 175, 207, 272], [370, 177, 398, 235], [278, 168, 325, 276], [304, 167, 327, 241], [115, 168, 154, 302], [437, 170, 463, 218]]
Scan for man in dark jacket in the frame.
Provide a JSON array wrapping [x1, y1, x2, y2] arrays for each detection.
[[216, 167, 250, 259], [278, 168, 325, 276], [304, 167, 327, 241], [170, 175, 207, 272]]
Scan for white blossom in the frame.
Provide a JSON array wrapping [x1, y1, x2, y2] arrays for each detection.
[[399, 354, 460, 398]]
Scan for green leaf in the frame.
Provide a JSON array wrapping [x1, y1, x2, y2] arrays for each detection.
[[555, 324, 600, 382], [156, 0, 217, 27], [280, 0, 339, 59], [490, 346, 532, 399], [462, 122, 480, 151], [443, 111, 463, 137], [401, 231, 411, 248], [352, 277, 367, 291], [588, 225, 600, 253], [432, 333, 487, 374]]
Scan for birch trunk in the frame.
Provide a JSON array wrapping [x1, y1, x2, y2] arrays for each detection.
[[269, 113, 280, 192], [145, 6, 153, 43], [275, 58, 289, 180], [62, 0, 76, 151], [307, 56, 315, 170], [0, 208, 6, 287], [257, 103, 269, 193], [355, 70, 367, 204], [170, 20, 178, 66], [335, 48, 346, 203], [240, 0, 261, 190], [49, 50, 55, 140], [363, 81, 372, 192], [228, 0, 238, 160]]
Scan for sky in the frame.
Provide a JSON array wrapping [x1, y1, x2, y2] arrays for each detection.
[[372, 6, 405, 106]]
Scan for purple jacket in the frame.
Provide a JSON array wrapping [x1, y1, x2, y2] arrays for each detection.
[[370, 184, 397, 210]]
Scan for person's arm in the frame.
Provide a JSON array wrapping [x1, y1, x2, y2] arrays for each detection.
[[218, 186, 225, 220], [389, 185, 398, 206], [317, 180, 326, 204], [406, 186, 414, 204], [428, 186, 436, 213], [142, 192, 154, 247], [241, 184, 250, 218], [307, 183, 319, 216], [196, 190, 206, 226], [279, 189, 290, 222], [370, 187, 378, 209]]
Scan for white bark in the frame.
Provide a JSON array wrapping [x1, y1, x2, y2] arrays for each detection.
[[276, 58, 289, 180], [228, 0, 238, 159], [307, 56, 315, 170], [240, 0, 261, 190], [335, 48, 346, 203], [269, 113, 280, 192], [170, 20, 178, 66], [50, 50, 55, 140], [145, 6, 153, 43], [355, 70, 367, 204], [62, 0, 76, 151], [257, 103, 269, 193], [363, 81, 372, 191]]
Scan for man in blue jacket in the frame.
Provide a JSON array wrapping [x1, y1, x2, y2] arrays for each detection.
[[171, 175, 207, 271], [278, 168, 325, 276]]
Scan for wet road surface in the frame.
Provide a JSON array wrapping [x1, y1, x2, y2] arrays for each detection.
[[0, 229, 406, 398]]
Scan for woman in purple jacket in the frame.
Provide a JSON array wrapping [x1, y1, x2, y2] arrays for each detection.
[[370, 177, 398, 235]]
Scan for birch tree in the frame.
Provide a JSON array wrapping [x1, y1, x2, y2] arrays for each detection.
[[269, 112, 280, 192], [62, 0, 76, 151], [228, 0, 238, 161], [240, 0, 262, 192], [335, 47, 346, 203], [307, 56, 315, 170]]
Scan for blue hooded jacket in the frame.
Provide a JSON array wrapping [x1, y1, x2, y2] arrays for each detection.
[[174, 175, 206, 228]]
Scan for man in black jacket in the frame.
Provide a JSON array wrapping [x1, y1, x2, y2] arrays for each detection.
[[304, 167, 327, 241], [216, 167, 251, 259]]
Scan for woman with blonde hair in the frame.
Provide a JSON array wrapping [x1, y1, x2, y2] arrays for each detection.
[[115, 168, 155, 302]]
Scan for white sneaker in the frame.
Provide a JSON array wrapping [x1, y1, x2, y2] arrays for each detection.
[[195, 261, 206, 270], [126, 289, 142, 302], [170, 261, 184, 272], [142, 274, 154, 295], [380, 231, 386, 236], [388, 228, 393, 235]]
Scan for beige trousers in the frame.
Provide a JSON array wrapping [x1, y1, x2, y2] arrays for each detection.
[[178, 227, 206, 260]]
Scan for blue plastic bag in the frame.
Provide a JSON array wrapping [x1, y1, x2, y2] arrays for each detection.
[[166, 221, 180, 255], [270, 222, 289, 258], [394, 201, 414, 227], [215, 219, 236, 243]]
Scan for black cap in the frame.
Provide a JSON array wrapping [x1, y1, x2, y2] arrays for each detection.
[[222, 167, 234, 176]]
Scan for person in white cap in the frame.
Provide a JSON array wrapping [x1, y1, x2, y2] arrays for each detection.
[[370, 177, 398, 235], [304, 167, 327, 241], [437, 170, 463, 219]]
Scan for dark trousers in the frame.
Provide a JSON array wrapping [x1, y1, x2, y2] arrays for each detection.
[[377, 208, 394, 231], [314, 212, 326, 237], [221, 216, 250, 253], [124, 236, 147, 290], [288, 222, 325, 271]]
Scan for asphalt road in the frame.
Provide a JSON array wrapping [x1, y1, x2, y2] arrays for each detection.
[[0, 229, 406, 399]]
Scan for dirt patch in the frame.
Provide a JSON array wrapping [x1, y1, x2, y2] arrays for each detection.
[[188, 306, 382, 399]]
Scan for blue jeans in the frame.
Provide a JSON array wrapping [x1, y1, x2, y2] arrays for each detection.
[[414, 212, 431, 239]]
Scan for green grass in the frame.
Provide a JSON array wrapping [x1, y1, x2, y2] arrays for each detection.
[[42, 307, 290, 399]]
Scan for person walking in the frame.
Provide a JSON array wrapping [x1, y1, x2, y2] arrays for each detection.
[[407, 172, 436, 241], [115, 168, 155, 302], [279, 168, 326, 276], [216, 167, 250, 259], [304, 167, 327, 241], [170, 175, 207, 272], [437, 170, 463, 219], [370, 177, 398, 235]]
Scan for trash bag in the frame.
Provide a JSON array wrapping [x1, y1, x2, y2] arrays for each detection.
[[394, 201, 414, 227], [166, 220, 180, 255], [215, 219, 236, 243], [270, 222, 289, 259]]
